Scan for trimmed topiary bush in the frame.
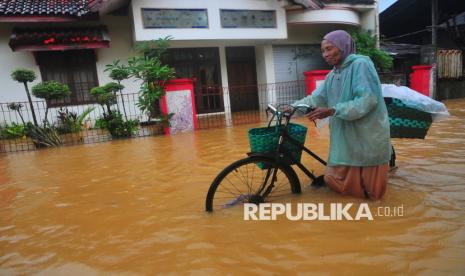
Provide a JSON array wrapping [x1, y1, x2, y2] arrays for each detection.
[[10, 68, 39, 126], [11, 68, 36, 83], [32, 81, 71, 125]]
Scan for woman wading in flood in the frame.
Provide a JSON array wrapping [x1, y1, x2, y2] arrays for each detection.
[[293, 30, 391, 200]]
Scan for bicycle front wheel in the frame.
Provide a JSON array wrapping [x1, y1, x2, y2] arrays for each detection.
[[205, 156, 301, 212]]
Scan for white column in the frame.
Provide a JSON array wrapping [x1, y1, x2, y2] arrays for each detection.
[[263, 45, 277, 106], [255, 45, 266, 110], [219, 45, 232, 126]]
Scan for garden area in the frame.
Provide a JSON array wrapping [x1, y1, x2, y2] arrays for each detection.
[[0, 39, 175, 153]]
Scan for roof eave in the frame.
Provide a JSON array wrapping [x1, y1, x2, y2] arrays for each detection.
[[0, 15, 82, 22], [11, 42, 110, 52], [289, 0, 324, 9], [91, 0, 130, 15]]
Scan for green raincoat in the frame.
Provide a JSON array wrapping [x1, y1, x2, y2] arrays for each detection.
[[293, 54, 391, 166]]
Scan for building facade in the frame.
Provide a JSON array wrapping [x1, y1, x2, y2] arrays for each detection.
[[0, 0, 378, 122]]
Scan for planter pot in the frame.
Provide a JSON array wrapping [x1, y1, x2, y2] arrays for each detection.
[[139, 120, 164, 136], [82, 128, 111, 143], [1, 137, 34, 152], [61, 132, 84, 145]]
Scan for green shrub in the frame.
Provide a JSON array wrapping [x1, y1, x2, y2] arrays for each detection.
[[32, 81, 71, 100], [32, 80, 71, 126], [11, 69, 36, 83], [104, 82, 125, 94], [105, 60, 130, 81], [91, 86, 114, 104], [56, 107, 94, 134], [0, 123, 27, 139], [94, 118, 108, 130], [352, 30, 393, 72], [25, 124, 62, 148], [96, 111, 139, 138]]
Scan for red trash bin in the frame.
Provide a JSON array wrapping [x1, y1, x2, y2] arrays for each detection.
[[304, 70, 331, 95], [410, 65, 433, 97]]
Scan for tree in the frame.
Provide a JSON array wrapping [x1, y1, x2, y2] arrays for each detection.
[[128, 37, 175, 121], [91, 83, 138, 138], [352, 30, 393, 72], [90, 83, 119, 116], [11, 69, 39, 126], [104, 60, 131, 120], [31, 81, 71, 126]]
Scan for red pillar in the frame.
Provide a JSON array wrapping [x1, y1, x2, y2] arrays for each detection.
[[304, 70, 331, 95], [160, 78, 198, 135]]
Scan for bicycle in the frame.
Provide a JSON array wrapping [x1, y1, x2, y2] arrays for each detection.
[[205, 103, 327, 212]]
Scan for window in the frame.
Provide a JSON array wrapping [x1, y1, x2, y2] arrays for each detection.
[[142, 9, 209, 29], [35, 50, 99, 106], [220, 9, 276, 28]]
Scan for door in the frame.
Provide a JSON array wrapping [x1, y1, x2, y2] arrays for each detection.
[[164, 48, 223, 114], [273, 45, 329, 104], [226, 46, 259, 112]]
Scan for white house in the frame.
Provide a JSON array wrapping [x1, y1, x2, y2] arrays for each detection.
[[0, 0, 378, 124]]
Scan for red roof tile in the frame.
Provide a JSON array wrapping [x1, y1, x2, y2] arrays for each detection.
[[9, 26, 110, 51], [0, 0, 103, 17]]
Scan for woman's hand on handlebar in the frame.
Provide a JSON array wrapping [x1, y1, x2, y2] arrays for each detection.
[[305, 107, 335, 121], [281, 106, 293, 114]]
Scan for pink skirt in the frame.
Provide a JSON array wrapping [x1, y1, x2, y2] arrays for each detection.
[[323, 164, 389, 200]]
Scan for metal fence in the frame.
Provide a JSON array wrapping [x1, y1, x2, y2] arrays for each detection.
[[0, 80, 307, 153], [379, 72, 408, 86]]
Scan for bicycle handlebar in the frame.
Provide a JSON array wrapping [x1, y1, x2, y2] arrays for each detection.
[[266, 103, 315, 119], [266, 103, 316, 128]]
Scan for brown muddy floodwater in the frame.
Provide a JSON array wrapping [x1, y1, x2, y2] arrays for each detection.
[[1, 99, 465, 275]]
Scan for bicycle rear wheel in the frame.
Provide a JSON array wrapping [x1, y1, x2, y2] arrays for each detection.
[[205, 156, 301, 212]]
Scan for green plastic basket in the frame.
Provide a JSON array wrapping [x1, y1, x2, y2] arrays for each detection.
[[385, 98, 432, 139], [248, 123, 307, 165]]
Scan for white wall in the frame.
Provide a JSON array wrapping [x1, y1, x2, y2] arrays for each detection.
[[97, 15, 141, 94], [283, 24, 358, 45], [131, 0, 287, 41], [287, 8, 360, 26], [0, 15, 148, 125], [360, 9, 378, 35], [0, 15, 139, 102], [0, 24, 42, 102]]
